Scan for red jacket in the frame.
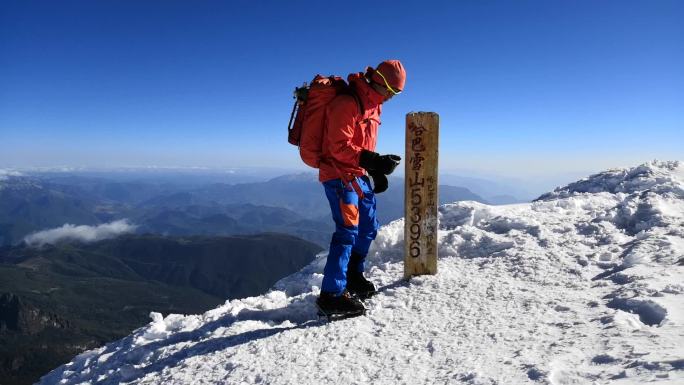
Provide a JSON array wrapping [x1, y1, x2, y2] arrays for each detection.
[[319, 72, 386, 182]]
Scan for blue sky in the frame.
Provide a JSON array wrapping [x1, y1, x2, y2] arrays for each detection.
[[1, 0, 682, 177]]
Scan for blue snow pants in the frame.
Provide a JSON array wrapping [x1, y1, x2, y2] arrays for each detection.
[[321, 175, 379, 295]]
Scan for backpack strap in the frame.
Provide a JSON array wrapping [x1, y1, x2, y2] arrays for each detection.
[[347, 88, 364, 117], [351, 92, 364, 116]]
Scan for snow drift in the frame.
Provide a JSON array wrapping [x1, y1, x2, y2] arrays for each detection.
[[39, 161, 683, 385]]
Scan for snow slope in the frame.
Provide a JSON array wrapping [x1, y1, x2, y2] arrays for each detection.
[[39, 161, 684, 385]]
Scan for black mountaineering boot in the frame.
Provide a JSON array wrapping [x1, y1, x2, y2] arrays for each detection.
[[316, 290, 365, 319], [346, 251, 376, 300], [346, 270, 376, 300]]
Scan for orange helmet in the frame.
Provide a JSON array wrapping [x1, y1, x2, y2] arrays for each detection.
[[370, 59, 406, 93]]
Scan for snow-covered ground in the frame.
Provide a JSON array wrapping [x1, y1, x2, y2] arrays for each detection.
[[39, 161, 684, 385]]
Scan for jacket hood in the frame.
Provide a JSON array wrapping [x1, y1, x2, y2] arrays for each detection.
[[348, 72, 385, 111]]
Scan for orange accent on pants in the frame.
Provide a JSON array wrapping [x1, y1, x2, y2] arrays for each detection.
[[340, 200, 360, 227]]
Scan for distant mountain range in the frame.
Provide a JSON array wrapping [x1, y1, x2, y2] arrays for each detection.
[[0, 173, 492, 248], [0, 176, 102, 246], [0, 233, 322, 385], [138, 173, 490, 229]]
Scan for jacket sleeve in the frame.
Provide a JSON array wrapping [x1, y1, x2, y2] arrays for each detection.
[[326, 95, 363, 168]]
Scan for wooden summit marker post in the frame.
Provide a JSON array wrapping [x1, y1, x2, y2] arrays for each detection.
[[404, 112, 439, 279]]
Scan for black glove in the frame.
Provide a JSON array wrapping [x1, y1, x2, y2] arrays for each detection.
[[369, 172, 388, 194], [359, 150, 401, 175]]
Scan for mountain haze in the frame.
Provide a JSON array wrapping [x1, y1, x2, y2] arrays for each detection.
[[1, 171, 488, 249]]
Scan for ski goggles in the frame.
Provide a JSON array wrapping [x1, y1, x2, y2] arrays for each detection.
[[374, 69, 402, 95]]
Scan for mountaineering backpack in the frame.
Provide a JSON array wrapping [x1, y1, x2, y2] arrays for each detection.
[[287, 75, 361, 168]]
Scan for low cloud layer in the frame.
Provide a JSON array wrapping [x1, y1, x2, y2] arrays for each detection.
[[0, 169, 22, 181], [24, 220, 137, 247]]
